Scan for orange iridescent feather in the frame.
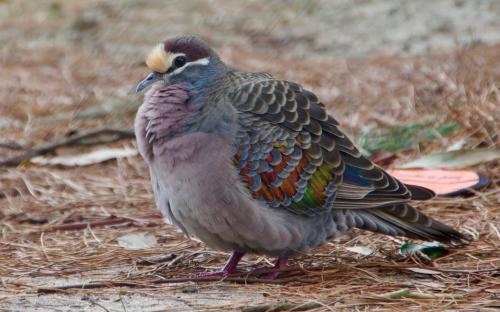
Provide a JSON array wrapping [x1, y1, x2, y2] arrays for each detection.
[[235, 139, 333, 211]]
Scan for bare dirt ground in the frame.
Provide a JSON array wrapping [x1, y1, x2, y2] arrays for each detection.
[[0, 1, 499, 311]]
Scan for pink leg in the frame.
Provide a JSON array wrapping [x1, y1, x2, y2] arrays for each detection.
[[197, 251, 244, 278], [254, 257, 289, 280]]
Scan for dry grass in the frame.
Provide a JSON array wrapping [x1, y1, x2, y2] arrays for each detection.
[[0, 1, 499, 311]]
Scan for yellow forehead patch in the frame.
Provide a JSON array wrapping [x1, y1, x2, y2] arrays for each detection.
[[146, 44, 175, 73]]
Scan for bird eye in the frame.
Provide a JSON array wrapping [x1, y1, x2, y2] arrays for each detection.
[[173, 55, 187, 68]]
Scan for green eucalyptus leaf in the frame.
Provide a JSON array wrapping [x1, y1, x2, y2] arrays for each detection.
[[400, 242, 447, 260]]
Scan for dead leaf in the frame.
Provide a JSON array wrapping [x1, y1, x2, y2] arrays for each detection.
[[31, 148, 138, 166], [400, 242, 447, 260], [346, 246, 382, 257], [387, 168, 486, 195], [399, 148, 500, 169], [117, 232, 157, 249]]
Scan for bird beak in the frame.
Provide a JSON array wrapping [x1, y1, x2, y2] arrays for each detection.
[[136, 72, 163, 93]]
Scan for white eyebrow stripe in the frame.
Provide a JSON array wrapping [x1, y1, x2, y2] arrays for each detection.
[[171, 57, 210, 75]]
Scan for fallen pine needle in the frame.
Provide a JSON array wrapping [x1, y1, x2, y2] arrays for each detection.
[[41, 214, 161, 233], [242, 301, 322, 312], [381, 288, 465, 299]]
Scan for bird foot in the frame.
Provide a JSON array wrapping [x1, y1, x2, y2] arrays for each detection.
[[196, 251, 244, 278]]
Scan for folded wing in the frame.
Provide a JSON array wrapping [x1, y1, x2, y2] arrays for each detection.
[[228, 75, 467, 243]]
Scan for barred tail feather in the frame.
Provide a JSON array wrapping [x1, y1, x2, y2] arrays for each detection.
[[353, 204, 469, 244], [406, 184, 435, 200]]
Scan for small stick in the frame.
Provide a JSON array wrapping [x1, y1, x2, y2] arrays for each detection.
[[167, 251, 199, 268], [369, 262, 499, 274], [0, 128, 135, 167], [37, 271, 320, 294], [0, 140, 24, 150], [38, 281, 144, 294], [136, 254, 178, 265], [46, 216, 133, 232], [42, 214, 160, 233]]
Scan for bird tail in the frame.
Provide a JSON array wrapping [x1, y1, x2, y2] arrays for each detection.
[[353, 203, 470, 245], [405, 184, 435, 200]]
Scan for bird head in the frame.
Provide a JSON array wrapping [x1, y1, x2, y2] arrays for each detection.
[[136, 36, 225, 93]]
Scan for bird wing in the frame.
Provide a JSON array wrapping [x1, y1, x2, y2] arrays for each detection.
[[229, 77, 434, 216]]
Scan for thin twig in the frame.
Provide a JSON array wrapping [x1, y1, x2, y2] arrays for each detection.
[[37, 268, 321, 294], [0, 128, 135, 167], [36, 275, 317, 294], [38, 281, 143, 294], [41, 214, 161, 233], [370, 262, 499, 274], [0, 140, 24, 150], [136, 254, 178, 266]]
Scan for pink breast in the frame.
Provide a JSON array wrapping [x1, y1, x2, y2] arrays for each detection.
[[134, 84, 194, 162]]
